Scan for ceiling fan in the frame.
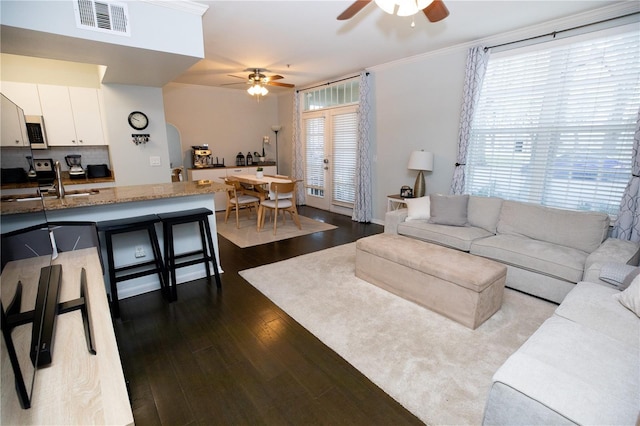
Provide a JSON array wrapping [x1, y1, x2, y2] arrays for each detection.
[[225, 68, 295, 89], [337, 0, 449, 22]]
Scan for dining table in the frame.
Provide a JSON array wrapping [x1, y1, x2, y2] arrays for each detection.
[[223, 174, 297, 230]]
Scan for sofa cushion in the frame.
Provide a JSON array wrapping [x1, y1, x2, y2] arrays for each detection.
[[470, 234, 586, 283], [491, 315, 639, 425], [614, 274, 640, 318], [428, 194, 468, 226], [404, 196, 430, 221], [555, 281, 640, 346], [467, 196, 503, 234], [397, 221, 493, 252], [496, 201, 610, 253]]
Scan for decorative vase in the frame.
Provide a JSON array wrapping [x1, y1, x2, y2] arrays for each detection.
[[256, 171, 264, 179]]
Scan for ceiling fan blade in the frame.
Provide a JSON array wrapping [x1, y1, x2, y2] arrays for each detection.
[[267, 81, 295, 88], [337, 0, 371, 20], [267, 75, 284, 81], [227, 74, 247, 80], [220, 82, 247, 86], [422, 0, 449, 22]]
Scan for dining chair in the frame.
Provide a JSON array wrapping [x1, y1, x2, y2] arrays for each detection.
[[258, 181, 302, 234], [224, 178, 260, 228]]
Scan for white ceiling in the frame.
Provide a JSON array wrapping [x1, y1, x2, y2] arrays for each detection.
[[171, 0, 624, 92], [1, 1, 632, 91]]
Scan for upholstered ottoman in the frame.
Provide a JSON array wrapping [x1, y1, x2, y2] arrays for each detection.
[[355, 233, 507, 329]]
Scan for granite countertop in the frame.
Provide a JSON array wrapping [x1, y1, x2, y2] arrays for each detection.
[[1, 171, 115, 190], [1, 181, 230, 215]]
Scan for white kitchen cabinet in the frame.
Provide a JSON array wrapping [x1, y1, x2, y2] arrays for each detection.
[[188, 168, 229, 211], [1, 94, 28, 147], [69, 87, 106, 146], [1, 81, 42, 115], [37, 84, 106, 146]]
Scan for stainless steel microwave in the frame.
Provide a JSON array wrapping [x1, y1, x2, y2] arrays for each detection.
[[25, 115, 48, 150]]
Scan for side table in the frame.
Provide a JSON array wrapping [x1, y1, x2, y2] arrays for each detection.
[[387, 194, 410, 211]]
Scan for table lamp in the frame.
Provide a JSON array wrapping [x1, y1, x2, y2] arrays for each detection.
[[407, 150, 434, 197]]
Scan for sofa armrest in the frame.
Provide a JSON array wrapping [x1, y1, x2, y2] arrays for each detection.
[[384, 208, 408, 234], [583, 238, 640, 284]]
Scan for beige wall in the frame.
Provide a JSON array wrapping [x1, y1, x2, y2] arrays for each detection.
[[162, 83, 281, 172]]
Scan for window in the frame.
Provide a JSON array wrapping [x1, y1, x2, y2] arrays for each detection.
[[303, 80, 359, 111], [465, 26, 640, 216], [301, 78, 359, 213]]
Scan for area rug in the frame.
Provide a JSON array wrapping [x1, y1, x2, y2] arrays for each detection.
[[215, 211, 337, 248], [239, 242, 557, 425]]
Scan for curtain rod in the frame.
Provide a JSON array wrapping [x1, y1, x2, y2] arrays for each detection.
[[296, 72, 369, 93], [484, 11, 639, 51]]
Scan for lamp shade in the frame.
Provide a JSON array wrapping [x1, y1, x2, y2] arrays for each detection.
[[407, 150, 434, 171]]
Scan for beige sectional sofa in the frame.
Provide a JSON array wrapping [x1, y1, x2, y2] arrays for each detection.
[[384, 195, 640, 303], [385, 194, 640, 424]]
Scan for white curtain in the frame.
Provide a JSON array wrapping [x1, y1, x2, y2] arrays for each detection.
[[292, 91, 306, 204], [352, 71, 372, 222], [450, 46, 490, 195], [612, 108, 640, 242]]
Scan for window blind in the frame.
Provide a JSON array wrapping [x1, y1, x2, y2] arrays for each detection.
[[332, 111, 358, 205], [304, 116, 325, 197], [465, 27, 640, 216]]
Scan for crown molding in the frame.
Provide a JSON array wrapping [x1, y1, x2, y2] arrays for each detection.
[[138, 0, 209, 16]]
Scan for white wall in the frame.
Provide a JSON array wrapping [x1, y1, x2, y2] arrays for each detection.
[[101, 84, 171, 185], [370, 48, 468, 221], [162, 83, 280, 172], [0, 0, 205, 57]]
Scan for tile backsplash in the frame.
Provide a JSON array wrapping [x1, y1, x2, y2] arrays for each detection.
[[1, 146, 111, 171]]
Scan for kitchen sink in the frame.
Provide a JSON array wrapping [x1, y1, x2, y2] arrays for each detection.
[[1, 189, 100, 202]]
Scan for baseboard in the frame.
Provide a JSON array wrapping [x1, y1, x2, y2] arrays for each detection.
[[117, 264, 224, 300]]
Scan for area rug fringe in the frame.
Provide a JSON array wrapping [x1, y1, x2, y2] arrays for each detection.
[[239, 242, 556, 425]]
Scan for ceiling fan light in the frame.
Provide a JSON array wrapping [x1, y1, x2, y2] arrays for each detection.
[[374, 0, 395, 15], [395, 0, 419, 16], [260, 86, 268, 96]]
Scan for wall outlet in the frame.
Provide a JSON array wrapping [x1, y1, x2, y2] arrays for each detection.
[[135, 246, 146, 258], [149, 156, 161, 166]]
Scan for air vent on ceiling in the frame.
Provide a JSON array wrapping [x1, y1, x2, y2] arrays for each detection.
[[74, 0, 130, 36]]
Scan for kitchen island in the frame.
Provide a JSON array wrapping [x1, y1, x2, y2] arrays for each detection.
[[1, 181, 230, 299]]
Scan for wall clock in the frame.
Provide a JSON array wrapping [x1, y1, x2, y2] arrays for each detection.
[[128, 111, 149, 130]]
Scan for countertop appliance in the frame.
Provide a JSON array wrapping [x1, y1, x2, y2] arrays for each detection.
[[65, 155, 85, 179], [86, 164, 112, 178], [193, 148, 213, 168], [25, 115, 48, 150], [33, 158, 55, 184]]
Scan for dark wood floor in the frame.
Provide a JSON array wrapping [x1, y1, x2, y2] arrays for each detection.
[[114, 206, 424, 426]]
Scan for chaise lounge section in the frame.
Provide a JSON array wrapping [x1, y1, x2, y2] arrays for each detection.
[[483, 279, 640, 425]]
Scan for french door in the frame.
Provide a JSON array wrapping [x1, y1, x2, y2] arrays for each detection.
[[302, 104, 358, 214]]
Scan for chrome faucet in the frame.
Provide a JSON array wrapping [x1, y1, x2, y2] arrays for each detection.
[[53, 161, 65, 198]]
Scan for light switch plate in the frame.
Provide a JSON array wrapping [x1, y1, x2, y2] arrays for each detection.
[[149, 156, 161, 166]]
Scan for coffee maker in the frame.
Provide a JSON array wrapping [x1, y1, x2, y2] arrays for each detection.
[[192, 146, 213, 168], [65, 155, 86, 179]]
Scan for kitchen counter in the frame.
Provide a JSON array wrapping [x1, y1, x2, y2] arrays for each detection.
[[1, 180, 230, 300], [1, 181, 230, 216], [0, 170, 115, 190], [188, 161, 276, 170]]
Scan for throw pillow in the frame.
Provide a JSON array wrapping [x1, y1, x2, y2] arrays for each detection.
[[621, 267, 640, 291], [428, 194, 469, 226], [614, 274, 640, 317], [405, 196, 430, 221], [599, 263, 639, 289]]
